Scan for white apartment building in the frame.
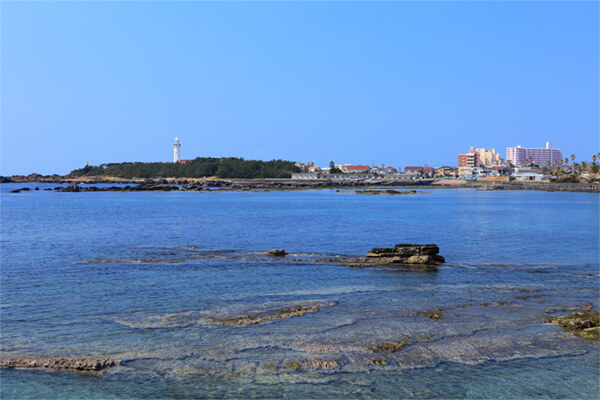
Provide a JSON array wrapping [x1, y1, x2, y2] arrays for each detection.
[[506, 142, 562, 167]]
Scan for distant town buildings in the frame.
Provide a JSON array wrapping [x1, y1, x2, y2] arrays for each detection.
[[177, 137, 571, 182], [475, 148, 503, 168], [506, 142, 562, 167]]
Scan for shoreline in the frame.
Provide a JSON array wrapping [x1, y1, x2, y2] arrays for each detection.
[[2, 176, 599, 193]]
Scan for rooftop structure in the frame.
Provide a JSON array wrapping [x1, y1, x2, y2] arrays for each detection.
[[506, 142, 562, 167]]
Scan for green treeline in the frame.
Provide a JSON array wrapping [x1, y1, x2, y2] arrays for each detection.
[[68, 158, 300, 179]]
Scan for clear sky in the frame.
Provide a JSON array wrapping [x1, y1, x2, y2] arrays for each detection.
[[1, 1, 598, 175]]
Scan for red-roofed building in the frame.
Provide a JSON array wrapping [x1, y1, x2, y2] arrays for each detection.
[[343, 165, 371, 173]]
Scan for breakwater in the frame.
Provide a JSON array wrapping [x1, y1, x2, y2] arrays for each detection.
[[460, 181, 599, 193]]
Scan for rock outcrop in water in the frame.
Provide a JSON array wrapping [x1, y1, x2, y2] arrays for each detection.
[[54, 183, 180, 192], [366, 244, 445, 265], [265, 249, 287, 257], [544, 310, 599, 341], [355, 189, 420, 195], [9, 187, 31, 193], [0, 357, 121, 371]]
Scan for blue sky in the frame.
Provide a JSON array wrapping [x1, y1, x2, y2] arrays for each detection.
[[1, 1, 598, 175]]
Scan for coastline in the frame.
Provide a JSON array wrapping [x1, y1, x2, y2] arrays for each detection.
[[2, 175, 599, 193]]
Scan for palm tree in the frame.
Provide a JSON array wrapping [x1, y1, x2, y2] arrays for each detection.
[[570, 154, 576, 174], [564, 157, 569, 166], [582, 161, 589, 172]]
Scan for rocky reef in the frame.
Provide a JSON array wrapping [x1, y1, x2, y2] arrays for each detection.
[[365, 244, 445, 265], [0, 357, 121, 371], [210, 304, 323, 327], [355, 189, 420, 195], [57, 183, 180, 192], [544, 310, 599, 341]]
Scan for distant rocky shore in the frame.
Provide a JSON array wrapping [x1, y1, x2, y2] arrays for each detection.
[[3, 175, 598, 193]]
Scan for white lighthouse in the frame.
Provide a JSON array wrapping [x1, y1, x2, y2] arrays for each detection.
[[173, 137, 181, 163]]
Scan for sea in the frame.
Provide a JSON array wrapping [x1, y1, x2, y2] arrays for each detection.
[[1, 183, 599, 399]]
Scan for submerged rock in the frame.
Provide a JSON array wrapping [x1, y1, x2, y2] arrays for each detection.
[[284, 359, 340, 370], [366, 244, 445, 265], [418, 309, 443, 320], [368, 339, 412, 353], [544, 310, 600, 341], [0, 357, 121, 371], [211, 304, 322, 326], [370, 358, 388, 365]]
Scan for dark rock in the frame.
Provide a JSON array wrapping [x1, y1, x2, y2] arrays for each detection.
[[266, 249, 287, 257], [60, 183, 82, 192], [366, 244, 445, 265], [10, 187, 31, 193], [355, 189, 419, 195]]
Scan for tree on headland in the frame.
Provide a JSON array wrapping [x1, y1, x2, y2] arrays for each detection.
[[67, 158, 301, 179], [570, 154, 576, 173]]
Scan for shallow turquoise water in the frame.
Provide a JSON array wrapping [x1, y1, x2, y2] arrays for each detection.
[[1, 184, 599, 399]]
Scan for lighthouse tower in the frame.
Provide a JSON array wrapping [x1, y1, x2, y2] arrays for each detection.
[[173, 137, 181, 163]]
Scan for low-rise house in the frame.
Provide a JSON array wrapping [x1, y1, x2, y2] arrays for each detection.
[[404, 166, 423, 177], [458, 166, 475, 178], [513, 172, 545, 181], [422, 167, 436, 178], [308, 166, 321, 173], [435, 166, 457, 178], [371, 166, 398, 175]]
